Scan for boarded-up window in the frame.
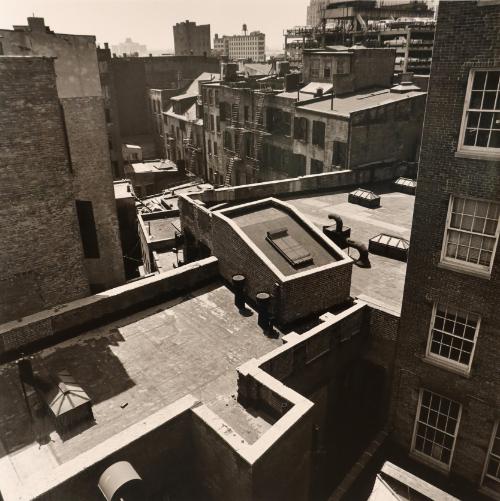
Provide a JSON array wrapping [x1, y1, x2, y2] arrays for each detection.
[[75, 200, 100, 258], [266, 228, 313, 267]]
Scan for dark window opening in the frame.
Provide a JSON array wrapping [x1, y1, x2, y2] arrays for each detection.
[[311, 158, 324, 174], [267, 228, 313, 267], [244, 105, 249, 122], [76, 200, 100, 258], [312, 121, 325, 148], [332, 141, 347, 167], [105, 108, 112, 124], [294, 117, 309, 142], [267, 108, 292, 136]]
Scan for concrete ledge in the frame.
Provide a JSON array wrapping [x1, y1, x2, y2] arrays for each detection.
[[0, 257, 219, 358]]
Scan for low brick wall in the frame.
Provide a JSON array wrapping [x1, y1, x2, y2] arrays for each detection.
[[195, 162, 416, 205], [0, 257, 219, 358]]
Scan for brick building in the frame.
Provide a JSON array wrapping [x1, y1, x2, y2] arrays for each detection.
[[0, 56, 90, 323], [201, 48, 425, 186], [0, 18, 125, 297], [173, 20, 211, 57], [164, 72, 219, 178], [213, 31, 266, 62], [391, 2, 500, 499], [96, 50, 220, 168]]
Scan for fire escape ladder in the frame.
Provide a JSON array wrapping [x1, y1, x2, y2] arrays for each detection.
[[224, 156, 236, 187], [254, 93, 265, 129], [231, 96, 241, 127]]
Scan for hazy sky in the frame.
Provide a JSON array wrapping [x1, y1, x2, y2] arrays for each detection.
[[2, 0, 308, 51]]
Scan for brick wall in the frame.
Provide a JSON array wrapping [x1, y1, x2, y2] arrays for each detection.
[[0, 257, 219, 356], [0, 57, 90, 323], [62, 97, 126, 290], [391, 1, 500, 493]]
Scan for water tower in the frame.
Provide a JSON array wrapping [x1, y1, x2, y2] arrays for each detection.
[[242, 24, 248, 36]]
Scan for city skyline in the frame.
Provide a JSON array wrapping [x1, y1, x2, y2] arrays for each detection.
[[2, 0, 307, 51]]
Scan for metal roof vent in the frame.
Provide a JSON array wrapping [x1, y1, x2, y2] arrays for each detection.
[[369, 233, 409, 262], [394, 177, 417, 195], [348, 188, 381, 209]]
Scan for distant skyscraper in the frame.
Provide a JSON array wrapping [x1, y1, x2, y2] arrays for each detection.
[[173, 20, 211, 56], [111, 37, 148, 56]]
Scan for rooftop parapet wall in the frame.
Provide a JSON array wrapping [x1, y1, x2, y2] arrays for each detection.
[[192, 163, 416, 206], [0, 257, 219, 358], [5, 301, 367, 501]]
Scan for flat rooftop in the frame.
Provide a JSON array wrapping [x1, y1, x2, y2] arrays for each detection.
[[298, 88, 426, 117], [229, 205, 339, 276], [139, 182, 213, 212], [129, 159, 177, 174], [0, 283, 281, 488], [276, 87, 426, 117], [283, 183, 414, 312], [145, 216, 180, 241]]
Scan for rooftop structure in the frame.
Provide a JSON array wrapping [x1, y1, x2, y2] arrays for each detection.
[[111, 37, 148, 57], [124, 160, 187, 197]]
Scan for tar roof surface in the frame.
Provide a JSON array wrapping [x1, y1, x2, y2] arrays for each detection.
[[228, 205, 339, 276], [0, 284, 281, 487], [130, 160, 177, 173], [146, 217, 180, 241], [283, 183, 414, 312]]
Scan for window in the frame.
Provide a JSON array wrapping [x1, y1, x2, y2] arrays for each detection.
[[215, 90, 219, 104], [105, 108, 112, 124], [294, 117, 309, 142], [210, 114, 215, 131], [220, 102, 229, 121], [324, 66, 331, 79], [426, 304, 480, 372], [209, 90, 214, 105], [312, 121, 325, 148], [459, 70, 500, 152], [442, 196, 500, 272], [216, 116, 220, 132], [311, 59, 320, 79], [244, 105, 249, 122], [245, 136, 252, 158], [266, 228, 313, 267], [207, 139, 212, 155], [411, 390, 461, 470], [482, 422, 500, 496], [332, 140, 347, 167], [214, 142, 218, 156], [75, 200, 100, 258], [310, 159, 324, 174]]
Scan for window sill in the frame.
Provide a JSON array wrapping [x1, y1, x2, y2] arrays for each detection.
[[422, 355, 471, 378], [437, 261, 492, 280], [410, 451, 451, 474], [455, 149, 500, 162]]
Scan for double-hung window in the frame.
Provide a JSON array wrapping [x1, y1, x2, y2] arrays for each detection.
[[412, 390, 462, 470], [426, 304, 480, 373], [482, 422, 500, 497], [459, 69, 500, 153], [442, 196, 500, 274]]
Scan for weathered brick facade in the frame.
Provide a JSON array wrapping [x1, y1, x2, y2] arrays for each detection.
[[0, 57, 90, 322], [0, 18, 126, 293], [391, 2, 500, 496]]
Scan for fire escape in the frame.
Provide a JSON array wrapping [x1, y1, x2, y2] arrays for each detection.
[[183, 122, 201, 175]]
